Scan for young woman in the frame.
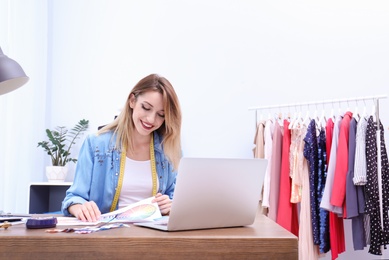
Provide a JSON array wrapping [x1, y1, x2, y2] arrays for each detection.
[[62, 74, 182, 222]]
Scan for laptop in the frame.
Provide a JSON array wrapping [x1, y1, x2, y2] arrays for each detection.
[[134, 157, 267, 231]]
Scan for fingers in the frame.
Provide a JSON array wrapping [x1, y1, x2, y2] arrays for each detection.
[[153, 193, 172, 215], [70, 201, 101, 222], [159, 203, 172, 215], [80, 201, 101, 222]]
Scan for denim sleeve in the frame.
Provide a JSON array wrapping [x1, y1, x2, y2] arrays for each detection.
[[165, 162, 177, 200], [61, 135, 95, 216]]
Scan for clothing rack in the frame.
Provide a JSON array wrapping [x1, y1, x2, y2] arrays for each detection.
[[249, 94, 388, 234], [248, 94, 387, 129]]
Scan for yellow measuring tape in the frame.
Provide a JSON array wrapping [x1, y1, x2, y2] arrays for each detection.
[[149, 135, 158, 196], [110, 135, 158, 212]]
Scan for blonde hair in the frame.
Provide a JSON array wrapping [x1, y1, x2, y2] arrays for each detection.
[[98, 74, 182, 170]]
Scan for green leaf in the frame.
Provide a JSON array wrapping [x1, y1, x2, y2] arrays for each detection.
[[37, 119, 89, 166]]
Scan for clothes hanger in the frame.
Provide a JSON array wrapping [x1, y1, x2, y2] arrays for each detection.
[[317, 103, 326, 129], [371, 102, 376, 122], [313, 104, 319, 123], [285, 107, 289, 121], [320, 108, 327, 128], [273, 110, 280, 124], [303, 104, 311, 126], [361, 100, 367, 119], [352, 100, 360, 121], [287, 107, 292, 122], [313, 103, 322, 134], [337, 101, 342, 117], [267, 109, 272, 121], [291, 111, 300, 129], [277, 107, 284, 126], [289, 105, 300, 129], [329, 101, 337, 121], [312, 103, 318, 128]]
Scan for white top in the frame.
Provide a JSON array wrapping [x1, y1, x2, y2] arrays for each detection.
[[353, 117, 368, 185], [118, 157, 153, 209]]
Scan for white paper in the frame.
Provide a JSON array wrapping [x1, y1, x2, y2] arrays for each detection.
[[57, 197, 162, 226]]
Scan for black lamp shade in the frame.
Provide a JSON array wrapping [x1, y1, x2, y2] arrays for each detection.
[[0, 46, 29, 95]]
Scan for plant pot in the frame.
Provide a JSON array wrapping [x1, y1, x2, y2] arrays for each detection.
[[46, 166, 68, 183]]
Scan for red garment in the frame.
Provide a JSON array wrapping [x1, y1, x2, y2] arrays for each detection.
[[326, 118, 346, 260], [276, 120, 299, 237], [329, 211, 346, 260], [326, 118, 334, 166], [331, 112, 353, 217]]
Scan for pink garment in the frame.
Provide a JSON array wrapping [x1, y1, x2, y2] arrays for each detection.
[[268, 121, 282, 221], [326, 117, 346, 260], [331, 111, 353, 217], [253, 121, 266, 204], [298, 157, 319, 260], [253, 121, 266, 159], [290, 125, 306, 203]]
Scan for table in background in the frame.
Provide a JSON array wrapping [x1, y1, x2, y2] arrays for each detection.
[[28, 182, 72, 214]]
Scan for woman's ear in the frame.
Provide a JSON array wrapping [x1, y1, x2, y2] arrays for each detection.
[[129, 93, 136, 109]]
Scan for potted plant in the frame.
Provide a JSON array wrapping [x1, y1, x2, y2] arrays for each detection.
[[37, 119, 89, 182]]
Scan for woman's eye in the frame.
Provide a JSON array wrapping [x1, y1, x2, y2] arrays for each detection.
[[142, 104, 151, 111], [158, 113, 165, 118]]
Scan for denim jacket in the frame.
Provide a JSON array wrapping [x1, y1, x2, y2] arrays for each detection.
[[61, 131, 177, 216]]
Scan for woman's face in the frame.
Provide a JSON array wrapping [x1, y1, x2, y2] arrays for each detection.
[[130, 91, 165, 136]]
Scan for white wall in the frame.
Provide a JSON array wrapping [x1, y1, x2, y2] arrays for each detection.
[[1, 1, 389, 259], [49, 0, 389, 177], [0, 0, 48, 214]]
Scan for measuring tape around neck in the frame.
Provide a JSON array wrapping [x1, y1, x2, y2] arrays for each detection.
[[109, 135, 158, 212], [149, 135, 158, 196]]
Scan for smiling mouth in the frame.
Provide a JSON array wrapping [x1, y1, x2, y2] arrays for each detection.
[[141, 120, 153, 130]]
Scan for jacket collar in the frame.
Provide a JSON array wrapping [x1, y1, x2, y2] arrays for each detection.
[[153, 131, 164, 155]]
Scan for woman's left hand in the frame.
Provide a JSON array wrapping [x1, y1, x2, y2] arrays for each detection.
[[153, 193, 172, 215]]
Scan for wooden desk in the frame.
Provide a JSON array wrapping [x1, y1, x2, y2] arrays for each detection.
[[0, 209, 297, 259]]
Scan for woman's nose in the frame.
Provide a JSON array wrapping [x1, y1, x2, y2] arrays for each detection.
[[147, 113, 157, 124]]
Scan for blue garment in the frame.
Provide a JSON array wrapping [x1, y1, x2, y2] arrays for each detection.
[[365, 117, 389, 255], [346, 118, 359, 219], [303, 119, 320, 246], [61, 131, 177, 216], [346, 118, 367, 251], [304, 119, 330, 253], [317, 125, 330, 253]]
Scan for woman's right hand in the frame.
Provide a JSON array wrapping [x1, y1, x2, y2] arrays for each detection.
[[68, 201, 101, 222]]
